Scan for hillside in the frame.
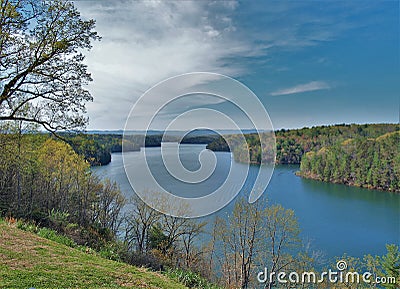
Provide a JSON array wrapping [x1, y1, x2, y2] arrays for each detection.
[[298, 130, 400, 192], [208, 123, 399, 164], [0, 221, 187, 289], [206, 123, 399, 192]]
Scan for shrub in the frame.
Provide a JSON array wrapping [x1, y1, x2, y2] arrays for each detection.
[[16, 219, 38, 233], [122, 251, 164, 271], [47, 208, 70, 230], [98, 242, 123, 261], [165, 267, 221, 289], [37, 227, 76, 248]]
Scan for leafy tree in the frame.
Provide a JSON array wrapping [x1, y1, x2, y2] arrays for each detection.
[[148, 222, 169, 252], [331, 245, 400, 289], [0, 0, 99, 132], [378, 244, 400, 289]]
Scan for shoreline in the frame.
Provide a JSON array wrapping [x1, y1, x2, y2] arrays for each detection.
[[295, 171, 400, 193]]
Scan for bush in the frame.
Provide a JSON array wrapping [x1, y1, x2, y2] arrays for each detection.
[[122, 251, 165, 271], [16, 219, 38, 233], [165, 268, 221, 289], [98, 242, 124, 261], [77, 224, 115, 250], [37, 227, 76, 248], [47, 208, 70, 230]]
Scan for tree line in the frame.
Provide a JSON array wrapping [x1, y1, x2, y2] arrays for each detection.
[[62, 133, 222, 166], [208, 123, 398, 165], [207, 123, 399, 192]]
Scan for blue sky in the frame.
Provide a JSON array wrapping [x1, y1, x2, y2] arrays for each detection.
[[76, 1, 399, 130]]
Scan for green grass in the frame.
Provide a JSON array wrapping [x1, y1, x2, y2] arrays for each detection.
[[0, 222, 187, 289]]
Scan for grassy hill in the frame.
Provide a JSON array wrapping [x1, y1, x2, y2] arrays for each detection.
[[0, 221, 187, 289]]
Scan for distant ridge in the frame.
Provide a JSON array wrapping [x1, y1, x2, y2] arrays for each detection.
[[86, 128, 267, 136]]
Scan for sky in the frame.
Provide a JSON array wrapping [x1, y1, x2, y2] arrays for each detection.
[[75, 0, 399, 130]]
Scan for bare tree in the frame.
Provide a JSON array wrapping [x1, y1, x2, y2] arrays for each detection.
[[214, 198, 263, 289], [181, 220, 206, 268], [92, 179, 126, 234], [262, 204, 301, 289], [123, 193, 209, 271], [212, 198, 303, 289], [123, 195, 160, 254]]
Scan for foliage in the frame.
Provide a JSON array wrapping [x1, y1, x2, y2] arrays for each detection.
[[208, 123, 398, 165], [63, 132, 221, 166], [165, 267, 222, 289], [98, 241, 125, 261], [16, 218, 38, 233], [3, 120, 397, 287], [274, 123, 398, 165], [0, 127, 126, 235], [299, 131, 400, 192], [37, 227, 76, 248], [47, 208, 69, 232], [123, 195, 208, 272], [0, 126, 214, 285], [0, 0, 100, 132], [325, 245, 400, 289], [66, 134, 113, 165], [364, 244, 400, 289], [207, 123, 399, 191]]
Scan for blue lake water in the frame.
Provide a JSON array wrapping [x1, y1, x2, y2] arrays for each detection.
[[92, 145, 400, 263]]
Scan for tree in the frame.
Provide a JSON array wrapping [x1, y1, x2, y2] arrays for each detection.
[[212, 198, 303, 289], [0, 0, 99, 132], [377, 244, 400, 289], [123, 195, 160, 254], [332, 245, 400, 289], [181, 220, 206, 268], [92, 179, 126, 234], [262, 204, 301, 289]]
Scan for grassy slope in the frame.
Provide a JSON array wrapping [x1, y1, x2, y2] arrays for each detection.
[[0, 222, 187, 289]]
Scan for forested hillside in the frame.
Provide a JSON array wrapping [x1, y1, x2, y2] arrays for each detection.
[[207, 123, 399, 191], [275, 123, 398, 164], [298, 131, 399, 192], [0, 131, 125, 228]]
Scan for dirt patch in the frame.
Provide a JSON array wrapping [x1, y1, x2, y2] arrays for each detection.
[[116, 279, 150, 288], [2, 257, 34, 270]]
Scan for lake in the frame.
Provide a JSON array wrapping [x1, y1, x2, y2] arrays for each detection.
[[92, 144, 400, 263]]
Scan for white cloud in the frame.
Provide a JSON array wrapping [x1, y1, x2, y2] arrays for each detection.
[[74, 0, 265, 129], [73, 1, 364, 129], [270, 81, 331, 96]]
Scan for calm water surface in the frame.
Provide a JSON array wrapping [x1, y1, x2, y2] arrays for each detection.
[[92, 145, 400, 262]]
